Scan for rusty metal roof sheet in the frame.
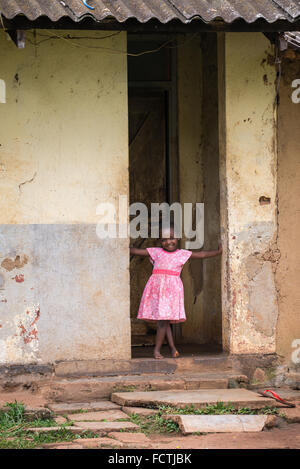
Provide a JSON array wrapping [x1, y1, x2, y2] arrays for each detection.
[[1, 0, 300, 24]]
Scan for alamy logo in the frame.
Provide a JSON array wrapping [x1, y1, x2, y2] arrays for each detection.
[[291, 79, 300, 103], [96, 197, 205, 249], [291, 339, 300, 364]]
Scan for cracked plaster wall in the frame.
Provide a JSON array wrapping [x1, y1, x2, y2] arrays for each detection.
[[218, 33, 278, 354], [0, 30, 130, 364]]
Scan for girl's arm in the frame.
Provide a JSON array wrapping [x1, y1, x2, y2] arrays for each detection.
[[190, 243, 222, 259], [130, 247, 149, 257]]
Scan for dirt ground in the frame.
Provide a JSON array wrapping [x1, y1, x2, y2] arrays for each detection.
[[146, 423, 300, 449], [0, 390, 47, 408], [0, 390, 299, 449]]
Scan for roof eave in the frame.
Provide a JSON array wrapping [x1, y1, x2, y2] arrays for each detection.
[[2, 15, 300, 33]]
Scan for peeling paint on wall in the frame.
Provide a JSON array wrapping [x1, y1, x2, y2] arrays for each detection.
[[219, 33, 278, 354], [0, 29, 130, 364], [0, 304, 41, 363], [1, 254, 28, 271], [248, 262, 278, 337]]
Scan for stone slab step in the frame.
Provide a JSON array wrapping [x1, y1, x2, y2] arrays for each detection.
[[280, 407, 300, 423], [47, 400, 121, 414], [165, 414, 269, 434], [66, 410, 128, 422], [111, 389, 283, 410], [72, 421, 139, 433], [54, 354, 233, 378], [122, 406, 159, 417], [43, 372, 248, 403]]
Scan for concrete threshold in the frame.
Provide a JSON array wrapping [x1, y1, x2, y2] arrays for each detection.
[[54, 354, 232, 378], [41, 372, 248, 403]]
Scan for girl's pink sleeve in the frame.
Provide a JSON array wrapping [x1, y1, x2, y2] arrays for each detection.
[[178, 249, 193, 265], [146, 247, 160, 263]]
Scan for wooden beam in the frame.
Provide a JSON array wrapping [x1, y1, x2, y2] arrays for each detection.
[[7, 30, 25, 48]]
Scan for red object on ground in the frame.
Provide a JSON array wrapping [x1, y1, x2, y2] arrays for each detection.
[[261, 389, 296, 408]]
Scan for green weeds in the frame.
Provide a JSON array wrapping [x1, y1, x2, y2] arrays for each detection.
[[0, 400, 98, 449], [157, 402, 280, 416]]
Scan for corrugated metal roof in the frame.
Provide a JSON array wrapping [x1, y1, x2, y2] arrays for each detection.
[[1, 0, 300, 24]]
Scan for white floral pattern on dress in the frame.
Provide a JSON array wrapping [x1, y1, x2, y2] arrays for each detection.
[[137, 247, 192, 323]]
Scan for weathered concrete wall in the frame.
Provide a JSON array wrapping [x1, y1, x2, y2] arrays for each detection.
[[0, 30, 130, 363], [276, 51, 300, 365], [218, 32, 278, 354], [178, 34, 221, 345]]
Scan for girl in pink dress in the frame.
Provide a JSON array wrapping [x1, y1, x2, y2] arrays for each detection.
[[130, 226, 222, 359]]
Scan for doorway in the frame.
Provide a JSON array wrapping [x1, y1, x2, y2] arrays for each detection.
[[128, 34, 178, 348], [128, 33, 222, 356]]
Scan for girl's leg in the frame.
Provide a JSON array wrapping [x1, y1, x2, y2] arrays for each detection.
[[154, 321, 168, 359], [166, 324, 179, 358]]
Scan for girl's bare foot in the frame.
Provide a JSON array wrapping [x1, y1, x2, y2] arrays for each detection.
[[171, 349, 180, 358], [154, 351, 164, 359]]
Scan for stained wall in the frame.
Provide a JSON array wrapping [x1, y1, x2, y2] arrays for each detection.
[[0, 30, 130, 363]]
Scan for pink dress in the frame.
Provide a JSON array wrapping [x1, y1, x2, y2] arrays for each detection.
[[137, 247, 192, 324]]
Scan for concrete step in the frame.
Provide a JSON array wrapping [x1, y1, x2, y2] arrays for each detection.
[[54, 354, 233, 378], [42, 372, 248, 403], [111, 388, 283, 410], [164, 414, 271, 434], [47, 400, 121, 414]]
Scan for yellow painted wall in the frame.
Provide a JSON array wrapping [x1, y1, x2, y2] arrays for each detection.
[[219, 32, 278, 354], [0, 30, 131, 363], [0, 30, 128, 224]]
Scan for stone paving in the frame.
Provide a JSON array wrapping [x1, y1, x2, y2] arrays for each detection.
[[72, 420, 139, 432], [47, 401, 120, 414], [122, 406, 159, 417], [111, 388, 280, 409], [66, 410, 128, 422], [1, 389, 300, 449], [42, 425, 300, 449], [167, 414, 269, 434], [40, 393, 300, 448]]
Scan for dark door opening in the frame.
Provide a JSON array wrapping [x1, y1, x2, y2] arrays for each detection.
[[129, 90, 168, 346], [128, 35, 178, 349], [128, 33, 223, 357]]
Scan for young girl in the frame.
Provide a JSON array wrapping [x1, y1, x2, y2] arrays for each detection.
[[130, 226, 222, 359]]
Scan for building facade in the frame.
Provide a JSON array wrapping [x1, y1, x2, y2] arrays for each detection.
[[0, 2, 299, 374]]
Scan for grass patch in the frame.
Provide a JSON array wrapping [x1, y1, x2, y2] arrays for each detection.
[[125, 402, 281, 436], [129, 413, 179, 435], [0, 401, 99, 449], [158, 402, 280, 416], [112, 386, 136, 393]]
